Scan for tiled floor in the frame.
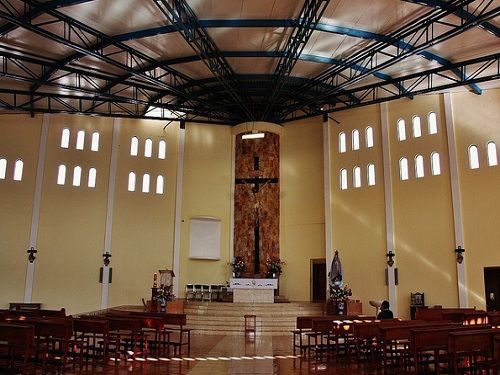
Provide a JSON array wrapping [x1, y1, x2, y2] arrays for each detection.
[[58, 334, 387, 374]]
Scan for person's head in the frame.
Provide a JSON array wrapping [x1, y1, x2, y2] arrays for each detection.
[[381, 300, 390, 310]]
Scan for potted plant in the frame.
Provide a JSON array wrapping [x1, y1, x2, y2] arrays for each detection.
[[265, 256, 285, 278]]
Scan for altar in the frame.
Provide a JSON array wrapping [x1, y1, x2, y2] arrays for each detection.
[[230, 278, 278, 303]]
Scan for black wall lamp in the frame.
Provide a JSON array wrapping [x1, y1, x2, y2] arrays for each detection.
[[386, 250, 395, 267], [455, 246, 465, 264], [103, 252, 111, 266], [27, 246, 37, 263]]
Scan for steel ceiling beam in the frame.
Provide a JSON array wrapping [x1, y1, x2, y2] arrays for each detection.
[[0, 0, 94, 35], [154, 0, 255, 122], [260, 0, 330, 121], [276, 0, 498, 121], [0, 0, 230, 121], [0, 87, 234, 124], [403, 0, 500, 36], [282, 53, 500, 123]]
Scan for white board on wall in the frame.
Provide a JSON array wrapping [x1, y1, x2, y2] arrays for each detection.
[[189, 217, 221, 260]]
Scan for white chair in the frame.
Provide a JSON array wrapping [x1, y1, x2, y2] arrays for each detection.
[[185, 284, 195, 301]]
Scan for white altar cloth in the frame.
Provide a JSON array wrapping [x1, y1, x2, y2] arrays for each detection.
[[230, 278, 277, 303]]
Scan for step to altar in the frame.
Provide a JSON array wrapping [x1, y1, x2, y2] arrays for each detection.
[[183, 301, 325, 336]]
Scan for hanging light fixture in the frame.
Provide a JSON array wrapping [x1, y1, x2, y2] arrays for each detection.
[[242, 122, 265, 139]]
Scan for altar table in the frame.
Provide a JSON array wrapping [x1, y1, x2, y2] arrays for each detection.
[[229, 278, 278, 303]]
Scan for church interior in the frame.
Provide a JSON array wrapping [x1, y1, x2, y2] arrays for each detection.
[[0, 0, 499, 373]]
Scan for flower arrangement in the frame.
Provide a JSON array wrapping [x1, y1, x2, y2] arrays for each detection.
[[230, 256, 246, 274], [265, 256, 285, 277], [156, 285, 175, 305], [329, 284, 352, 302]]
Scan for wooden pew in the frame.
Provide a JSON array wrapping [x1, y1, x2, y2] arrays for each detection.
[[378, 321, 456, 370], [448, 328, 499, 375], [409, 324, 489, 374], [9, 302, 41, 310], [73, 318, 110, 365]]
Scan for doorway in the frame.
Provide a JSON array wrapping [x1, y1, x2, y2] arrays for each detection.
[[484, 267, 500, 311], [311, 259, 326, 302]]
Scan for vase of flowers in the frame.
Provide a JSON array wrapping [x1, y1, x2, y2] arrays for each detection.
[[230, 256, 246, 278], [329, 284, 352, 315], [265, 256, 285, 278], [156, 285, 175, 312]]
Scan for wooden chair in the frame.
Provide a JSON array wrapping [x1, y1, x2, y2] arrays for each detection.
[[73, 318, 110, 366], [140, 316, 171, 358], [292, 316, 313, 356], [35, 317, 79, 372], [0, 323, 40, 374], [106, 317, 145, 361], [307, 318, 334, 361]]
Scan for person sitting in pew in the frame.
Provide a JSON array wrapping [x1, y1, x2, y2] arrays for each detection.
[[377, 300, 394, 319]]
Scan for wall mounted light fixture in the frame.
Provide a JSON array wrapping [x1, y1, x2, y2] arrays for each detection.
[[103, 252, 112, 266], [27, 247, 37, 263], [386, 250, 395, 267], [455, 246, 465, 264]]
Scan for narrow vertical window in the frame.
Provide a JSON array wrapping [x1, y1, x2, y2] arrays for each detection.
[[352, 130, 360, 151], [158, 140, 167, 159], [88, 167, 97, 188], [0, 158, 6, 179], [73, 166, 82, 186], [397, 119, 406, 141], [431, 152, 441, 176], [399, 157, 409, 180], [144, 138, 153, 158], [340, 168, 348, 190], [339, 132, 346, 153], [76, 130, 85, 150], [353, 166, 361, 188], [128, 172, 136, 191], [367, 164, 376, 186], [156, 175, 164, 194], [91, 132, 100, 152], [57, 165, 66, 185], [487, 141, 498, 166], [61, 128, 70, 148], [415, 155, 424, 178], [365, 126, 374, 148], [130, 137, 139, 156], [142, 173, 150, 193], [13, 160, 23, 181], [428, 112, 438, 134], [468, 145, 479, 169], [412, 116, 422, 138]]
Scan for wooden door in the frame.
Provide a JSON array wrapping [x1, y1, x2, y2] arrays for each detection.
[[484, 267, 500, 311], [311, 259, 326, 302]]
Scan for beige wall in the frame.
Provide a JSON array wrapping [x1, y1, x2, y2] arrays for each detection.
[[452, 89, 500, 308], [0, 115, 42, 305], [281, 117, 325, 301], [179, 123, 233, 294], [387, 95, 457, 317], [330, 105, 387, 315]]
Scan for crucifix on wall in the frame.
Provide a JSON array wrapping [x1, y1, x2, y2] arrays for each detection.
[[234, 133, 280, 276], [235, 172, 278, 274]]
